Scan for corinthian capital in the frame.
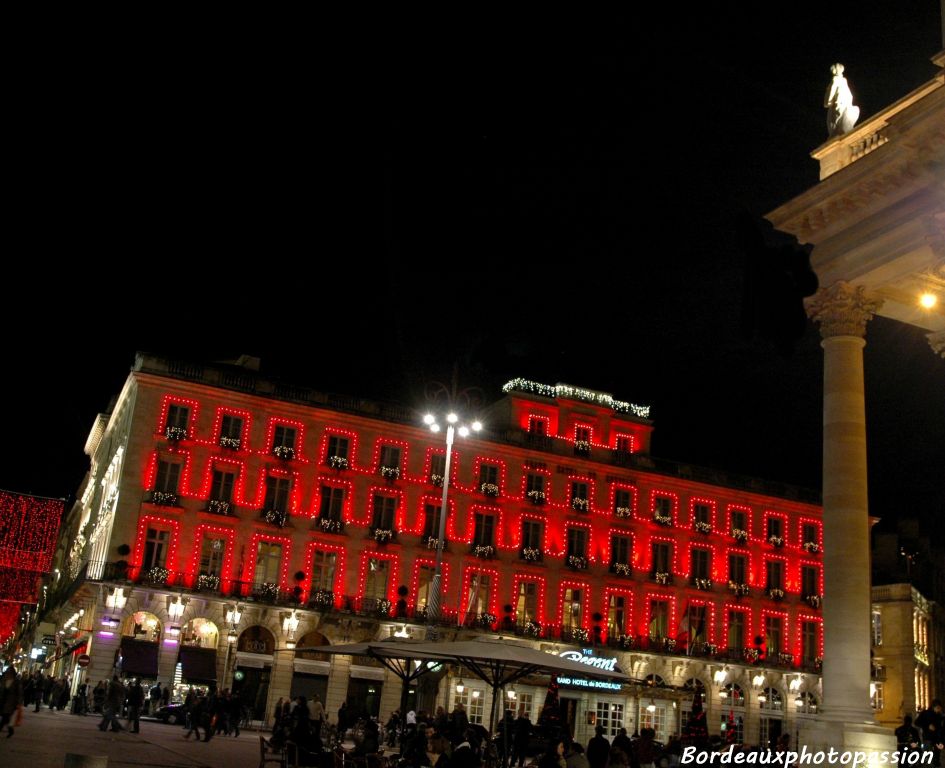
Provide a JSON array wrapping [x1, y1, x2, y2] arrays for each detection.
[[805, 282, 883, 339]]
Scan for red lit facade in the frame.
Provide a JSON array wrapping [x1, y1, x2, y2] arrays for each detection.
[[27, 355, 826, 746]]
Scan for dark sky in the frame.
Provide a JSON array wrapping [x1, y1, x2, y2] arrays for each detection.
[[4, 4, 943, 530]]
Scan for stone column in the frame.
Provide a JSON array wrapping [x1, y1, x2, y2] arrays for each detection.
[[806, 282, 882, 725]]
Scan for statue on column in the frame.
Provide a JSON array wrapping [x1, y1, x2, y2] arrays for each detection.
[[824, 63, 860, 138]]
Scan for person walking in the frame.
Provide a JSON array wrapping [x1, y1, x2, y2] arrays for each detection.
[[184, 694, 205, 741], [587, 725, 610, 768], [0, 667, 24, 738], [98, 676, 125, 733]]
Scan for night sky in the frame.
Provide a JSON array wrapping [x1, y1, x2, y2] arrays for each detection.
[[4, 4, 943, 531]]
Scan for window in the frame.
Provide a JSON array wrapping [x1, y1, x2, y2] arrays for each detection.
[[801, 566, 819, 597], [255, 541, 282, 585], [423, 504, 443, 539], [210, 468, 235, 503], [311, 551, 337, 591], [640, 703, 670, 744], [654, 496, 672, 517], [765, 560, 784, 591], [691, 548, 710, 580], [562, 588, 583, 630], [571, 481, 589, 501], [607, 594, 629, 637], [371, 495, 397, 531], [870, 682, 884, 711], [473, 513, 495, 547], [871, 610, 882, 646], [595, 702, 624, 737], [611, 534, 631, 566], [143, 528, 169, 569], [764, 615, 783, 655], [526, 474, 545, 495], [272, 425, 297, 450], [760, 687, 783, 713], [465, 572, 492, 616], [684, 604, 708, 645], [199, 536, 225, 577], [264, 476, 291, 513], [379, 445, 401, 470], [802, 523, 819, 545], [615, 435, 632, 453], [528, 417, 547, 436], [364, 558, 389, 600], [614, 489, 632, 514], [801, 621, 819, 663], [416, 564, 436, 610], [693, 503, 711, 525], [155, 460, 181, 494], [521, 519, 542, 550], [651, 542, 671, 574], [429, 453, 446, 481], [515, 581, 538, 624], [220, 414, 243, 442], [506, 692, 534, 719], [575, 426, 591, 443], [648, 599, 669, 639], [478, 464, 499, 486], [766, 517, 783, 539], [730, 509, 747, 532], [727, 610, 745, 649], [729, 553, 746, 584], [566, 528, 587, 558], [166, 404, 190, 431], [319, 486, 345, 522], [327, 435, 349, 461], [720, 715, 745, 745], [452, 688, 485, 725]]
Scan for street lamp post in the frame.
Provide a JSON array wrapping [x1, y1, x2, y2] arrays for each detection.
[[423, 412, 481, 639]]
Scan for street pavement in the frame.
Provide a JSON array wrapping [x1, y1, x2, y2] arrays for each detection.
[[0, 707, 268, 768]]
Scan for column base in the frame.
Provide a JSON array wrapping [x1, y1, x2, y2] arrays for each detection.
[[797, 719, 896, 766]]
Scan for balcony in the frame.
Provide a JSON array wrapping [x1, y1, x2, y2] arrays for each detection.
[[206, 499, 233, 516], [147, 490, 179, 507], [327, 455, 349, 471], [260, 508, 288, 528], [566, 555, 588, 571], [471, 544, 495, 559], [526, 490, 546, 506], [219, 436, 241, 450], [379, 466, 400, 481], [520, 547, 542, 563], [480, 482, 500, 498], [371, 528, 396, 544], [423, 536, 446, 551], [692, 577, 713, 591], [571, 497, 589, 513], [272, 445, 295, 461], [523, 432, 555, 452], [165, 426, 187, 442], [316, 517, 344, 534], [610, 562, 632, 577], [651, 571, 672, 586], [573, 440, 591, 457]]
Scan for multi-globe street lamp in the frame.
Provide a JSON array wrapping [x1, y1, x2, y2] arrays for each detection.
[[422, 412, 482, 637]]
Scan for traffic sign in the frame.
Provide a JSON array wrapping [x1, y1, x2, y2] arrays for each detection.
[[77, 654, 91, 668]]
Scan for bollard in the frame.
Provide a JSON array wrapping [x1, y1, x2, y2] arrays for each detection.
[[64, 754, 109, 768]]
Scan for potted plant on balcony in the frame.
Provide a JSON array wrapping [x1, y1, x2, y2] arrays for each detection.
[[219, 436, 241, 450], [567, 555, 588, 571], [165, 426, 186, 442], [473, 544, 495, 559], [379, 466, 400, 481], [526, 490, 546, 505], [803, 541, 821, 554], [521, 547, 542, 563], [328, 455, 349, 470], [273, 445, 295, 460], [373, 528, 394, 544], [480, 482, 500, 498], [614, 506, 632, 519], [731, 528, 748, 543], [694, 521, 712, 534], [571, 497, 589, 512]]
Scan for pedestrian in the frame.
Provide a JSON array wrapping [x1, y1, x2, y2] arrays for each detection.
[[149, 682, 161, 716], [916, 699, 944, 765], [0, 667, 24, 738], [512, 705, 533, 768], [126, 679, 144, 733], [273, 697, 284, 732], [311, 694, 325, 740], [587, 725, 610, 768], [184, 694, 205, 741], [567, 742, 591, 768], [98, 676, 125, 733], [896, 715, 921, 762], [338, 701, 348, 736]]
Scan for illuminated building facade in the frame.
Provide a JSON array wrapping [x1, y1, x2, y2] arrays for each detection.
[[32, 353, 825, 746]]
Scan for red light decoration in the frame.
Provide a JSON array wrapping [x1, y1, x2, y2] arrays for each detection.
[[459, 565, 500, 619], [525, 414, 552, 435], [410, 495, 456, 537], [260, 417, 307, 461], [683, 598, 717, 644], [519, 466, 552, 505], [249, 466, 303, 514], [722, 602, 753, 646], [684, 544, 714, 580], [606, 526, 636, 566], [642, 591, 678, 637], [511, 511, 548, 550], [243, 532, 292, 593], [759, 608, 790, 657], [612, 432, 636, 452], [557, 579, 592, 630], [356, 550, 400, 604], [688, 496, 718, 531], [449, 504, 506, 547], [187, 524, 236, 590], [141, 448, 195, 498], [602, 586, 633, 631], [419, 447, 459, 486], [131, 515, 181, 581], [410, 557, 450, 611], [726, 545, 755, 586], [156, 395, 201, 440], [566, 474, 597, 513], [366, 438, 410, 476], [763, 552, 792, 592], [0, 491, 63, 573], [311, 475, 355, 522], [361, 486, 403, 528], [795, 613, 824, 659], [559, 520, 595, 562], [457, 455, 510, 497], [644, 489, 680, 526], [725, 503, 754, 538], [764, 509, 789, 542], [647, 534, 678, 573], [798, 517, 824, 551], [317, 427, 361, 468], [200, 406, 253, 449], [606, 482, 638, 518], [195, 455, 249, 505], [512, 572, 547, 624], [301, 541, 347, 607], [798, 559, 824, 594]]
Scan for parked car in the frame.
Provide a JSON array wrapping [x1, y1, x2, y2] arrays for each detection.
[[154, 703, 185, 725]]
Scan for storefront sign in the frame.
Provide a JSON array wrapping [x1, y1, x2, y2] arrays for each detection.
[[558, 649, 619, 671], [42, 635, 57, 646], [555, 676, 623, 691]]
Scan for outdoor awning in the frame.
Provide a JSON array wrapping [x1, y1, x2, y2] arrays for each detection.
[[119, 637, 159, 678], [178, 645, 217, 684]]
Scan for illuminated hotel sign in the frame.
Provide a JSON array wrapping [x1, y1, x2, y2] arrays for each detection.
[[556, 648, 623, 690]]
